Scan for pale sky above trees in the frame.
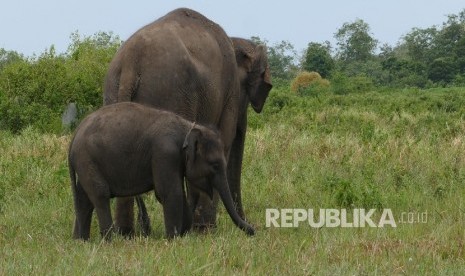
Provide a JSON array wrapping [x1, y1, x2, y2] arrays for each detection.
[[1, 0, 464, 56]]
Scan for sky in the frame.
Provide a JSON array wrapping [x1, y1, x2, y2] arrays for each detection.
[[1, 1, 464, 56]]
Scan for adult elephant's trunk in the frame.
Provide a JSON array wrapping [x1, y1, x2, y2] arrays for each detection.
[[212, 171, 255, 236]]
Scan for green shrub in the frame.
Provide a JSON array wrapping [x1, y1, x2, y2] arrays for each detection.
[[330, 72, 374, 94], [0, 32, 121, 134]]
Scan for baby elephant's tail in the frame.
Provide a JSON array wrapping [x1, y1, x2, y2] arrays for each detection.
[[68, 140, 78, 198], [68, 152, 78, 198]]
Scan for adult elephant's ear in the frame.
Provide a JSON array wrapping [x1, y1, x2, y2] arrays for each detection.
[[250, 45, 272, 113]]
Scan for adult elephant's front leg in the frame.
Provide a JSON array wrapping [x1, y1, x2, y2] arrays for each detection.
[[226, 127, 246, 219], [114, 197, 135, 236]]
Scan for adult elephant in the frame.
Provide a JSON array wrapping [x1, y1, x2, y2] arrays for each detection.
[[103, 8, 272, 235]]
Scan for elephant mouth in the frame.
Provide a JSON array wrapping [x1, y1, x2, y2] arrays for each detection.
[[250, 102, 259, 111], [250, 100, 264, 113]]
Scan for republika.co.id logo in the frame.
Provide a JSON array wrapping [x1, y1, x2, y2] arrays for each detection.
[[265, 208, 428, 228]]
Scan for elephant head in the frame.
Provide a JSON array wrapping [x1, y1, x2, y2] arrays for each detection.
[[231, 38, 273, 113], [183, 126, 255, 235]]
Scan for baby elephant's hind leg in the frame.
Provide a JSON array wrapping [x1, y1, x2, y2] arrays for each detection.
[[95, 199, 114, 240], [72, 180, 94, 240], [84, 173, 114, 241]]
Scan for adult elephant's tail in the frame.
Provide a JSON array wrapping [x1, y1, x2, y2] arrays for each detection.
[[103, 62, 120, 105]]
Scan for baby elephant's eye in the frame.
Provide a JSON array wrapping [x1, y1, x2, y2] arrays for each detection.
[[211, 162, 221, 171]]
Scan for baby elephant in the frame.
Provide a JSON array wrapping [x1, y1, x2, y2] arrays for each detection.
[[68, 102, 255, 240]]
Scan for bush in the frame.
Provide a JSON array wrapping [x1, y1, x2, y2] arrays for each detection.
[[290, 71, 330, 96], [330, 71, 374, 94], [0, 32, 121, 133]]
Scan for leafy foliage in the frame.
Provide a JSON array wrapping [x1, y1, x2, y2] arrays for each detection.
[[428, 57, 457, 84], [2, 8, 465, 133], [251, 36, 298, 80], [0, 49, 23, 71], [306, 9, 465, 89], [302, 42, 334, 78], [334, 19, 378, 64], [0, 32, 121, 133]]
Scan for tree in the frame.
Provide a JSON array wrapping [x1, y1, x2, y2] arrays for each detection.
[[251, 36, 298, 80], [402, 27, 438, 64], [302, 42, 334, 78], [428, 57, 457, 84], [0, 49, 23, 71], [378, 43, 430, 87], [334, 19, 378, 63], [434, 11, 465, 58], [456, 36, 465, 74]]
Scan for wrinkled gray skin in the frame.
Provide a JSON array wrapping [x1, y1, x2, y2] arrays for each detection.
[[69, 102, 255, 240], [103, 8, 272, 234]]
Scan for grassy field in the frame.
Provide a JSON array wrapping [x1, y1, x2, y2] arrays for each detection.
[[1, 86, 465, 274]]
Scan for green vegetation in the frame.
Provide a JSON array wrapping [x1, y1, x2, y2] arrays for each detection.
[[1, 8, 465, 274], [264, 9, 465, 88], [0, 32, 121, 133], [2, 85, 465, 274], [1, 9, 465, 134]]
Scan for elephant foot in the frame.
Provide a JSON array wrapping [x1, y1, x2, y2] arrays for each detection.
[[100, 225, 115, 242], [116, 226, 134, 238]]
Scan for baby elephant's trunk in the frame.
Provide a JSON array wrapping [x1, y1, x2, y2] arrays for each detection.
[[212, 172, 255, 236]]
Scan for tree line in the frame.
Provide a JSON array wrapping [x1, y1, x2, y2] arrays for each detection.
[[259, 9, 465, 88], [1, 9, 464, 133]]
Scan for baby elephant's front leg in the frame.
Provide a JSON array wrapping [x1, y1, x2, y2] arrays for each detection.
[[162, 189, 187, 239], [153, 157, 187, 239]]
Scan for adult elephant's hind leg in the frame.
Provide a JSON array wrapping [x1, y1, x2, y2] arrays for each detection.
[[114, 197, 135, 237], [136, 195, 152, 237]]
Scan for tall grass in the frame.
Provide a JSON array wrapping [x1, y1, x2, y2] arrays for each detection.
[[1, 87, 465, 274]]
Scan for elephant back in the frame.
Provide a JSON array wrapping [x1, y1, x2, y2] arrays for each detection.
[[103, 8, 240, 129]]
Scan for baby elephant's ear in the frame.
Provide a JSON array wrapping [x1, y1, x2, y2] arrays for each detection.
[[185, 128, 202, 164]]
